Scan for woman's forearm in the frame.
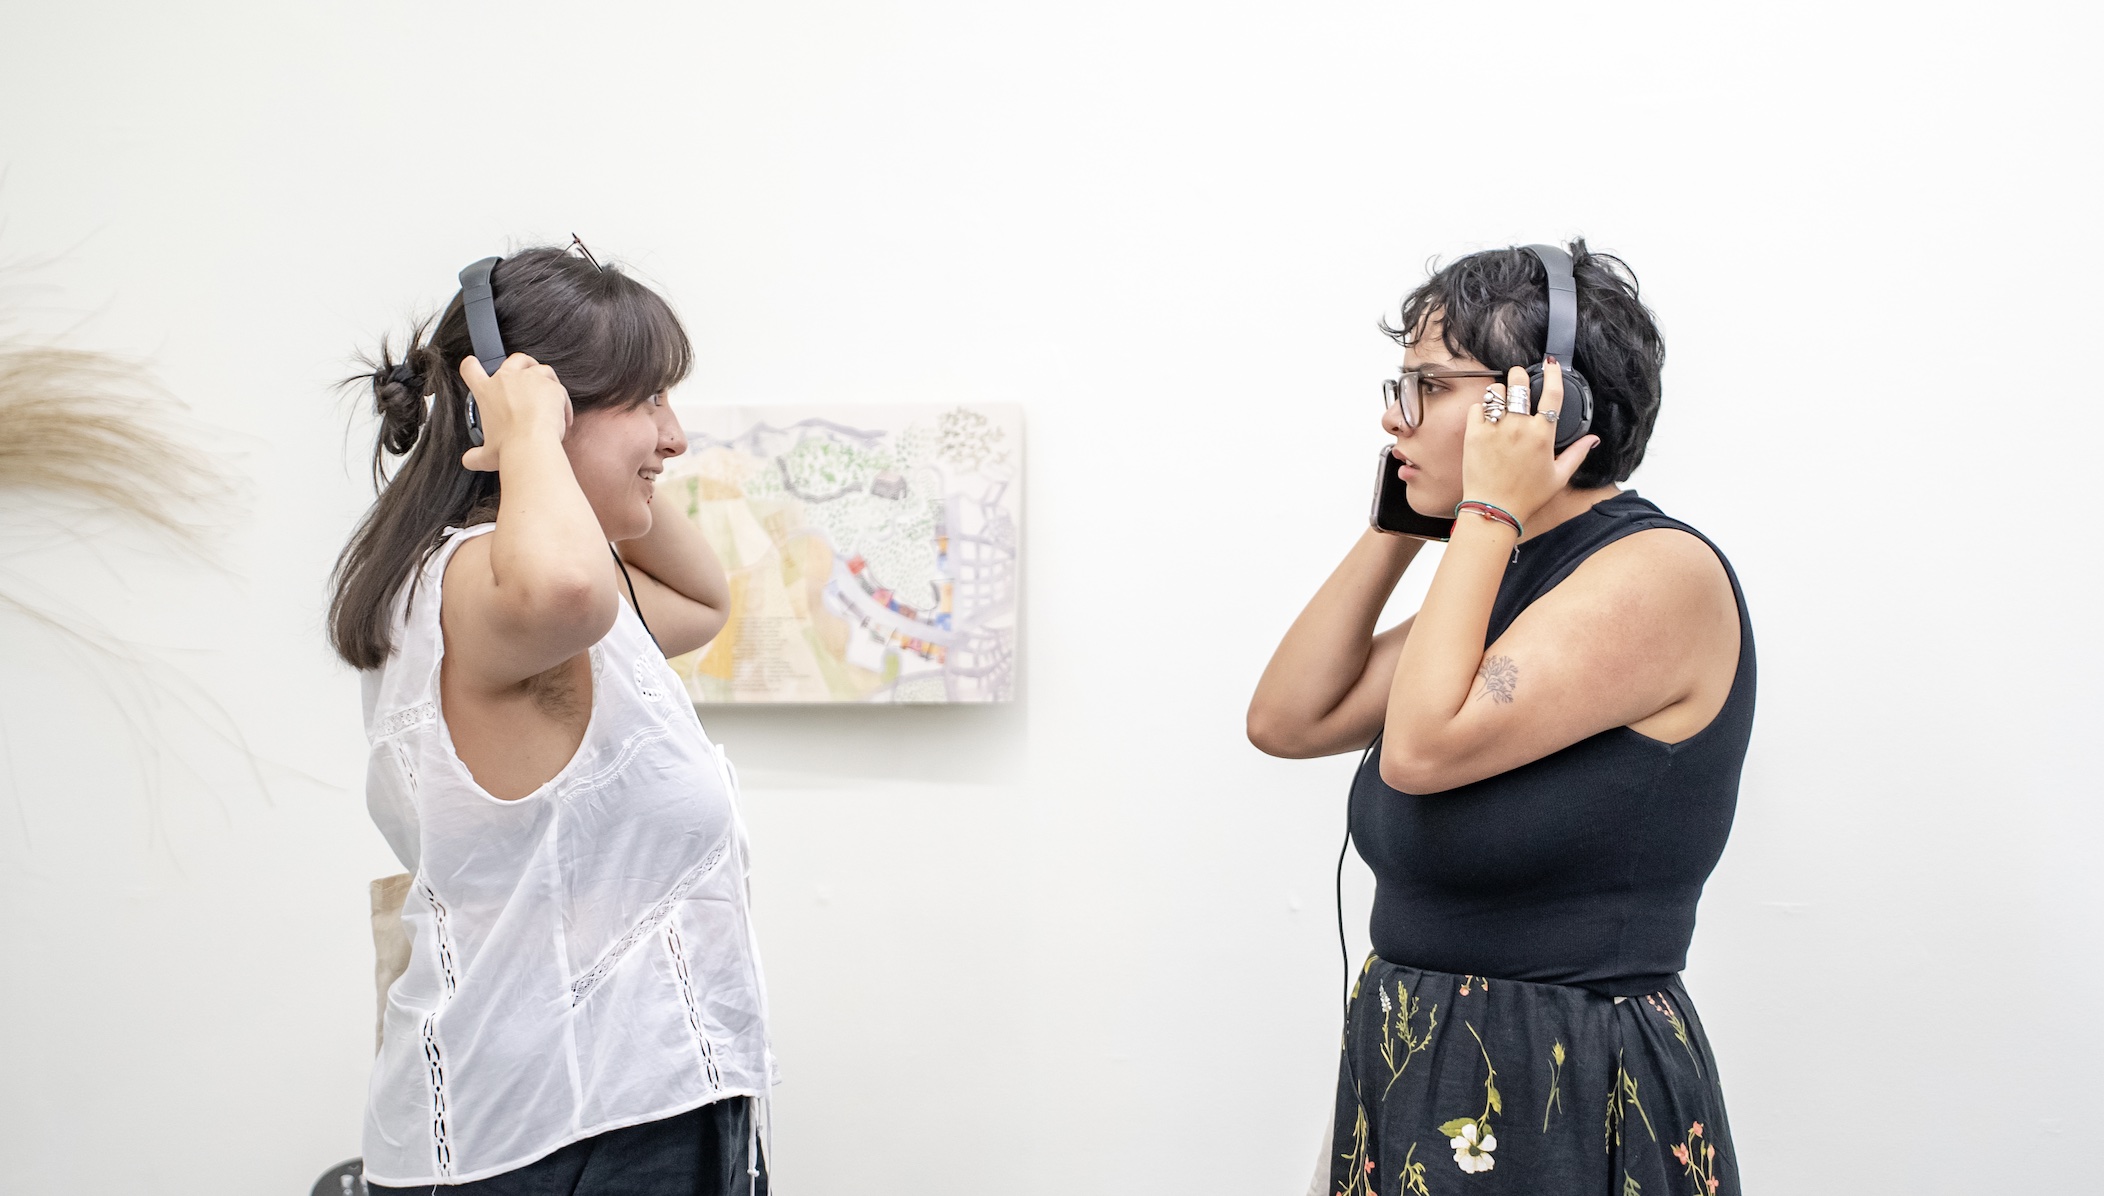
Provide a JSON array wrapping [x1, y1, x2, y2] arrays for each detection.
[[490, 432, 614, 612], [1250, 529, 1421, 736], [616, 501, 730, 613], [1379, 516, 1513, 780]]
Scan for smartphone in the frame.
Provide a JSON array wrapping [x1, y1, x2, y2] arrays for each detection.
[[1369, 447, 1454, 540]]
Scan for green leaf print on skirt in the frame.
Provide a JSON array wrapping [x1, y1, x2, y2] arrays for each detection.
[[1377, 979, 1439, 1098], [1544, 1039, 1567, 1131], [1436, 1023, 1504, 1174], [1605, 1051, 1658, 1152]]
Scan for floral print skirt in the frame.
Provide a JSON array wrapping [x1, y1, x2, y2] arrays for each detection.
[[1330, 956, 1736, 1196]]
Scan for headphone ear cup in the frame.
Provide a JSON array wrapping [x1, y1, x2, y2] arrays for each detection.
[[1527, 362, 1593, 452]]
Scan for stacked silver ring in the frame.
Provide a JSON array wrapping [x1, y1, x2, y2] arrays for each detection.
[[1506, 383, 1531, 417], [1482, 387, 1505, 423]]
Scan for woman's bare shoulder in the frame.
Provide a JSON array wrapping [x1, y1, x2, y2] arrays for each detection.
[[1535, 527, 1740, 728], [1555, 525, 1734, 621]]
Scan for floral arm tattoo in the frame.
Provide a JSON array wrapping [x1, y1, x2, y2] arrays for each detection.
[[1475, 655, 1518, 705]]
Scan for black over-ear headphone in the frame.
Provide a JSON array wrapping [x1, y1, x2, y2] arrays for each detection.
[[457, 256, 505, 448], [1520, 243, 1594, 452]]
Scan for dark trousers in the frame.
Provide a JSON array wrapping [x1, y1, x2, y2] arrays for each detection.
[[369, 1098, 766, 1196]]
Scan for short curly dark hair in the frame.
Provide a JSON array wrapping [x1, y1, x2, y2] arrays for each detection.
[[1383, 239, 1664, 489]]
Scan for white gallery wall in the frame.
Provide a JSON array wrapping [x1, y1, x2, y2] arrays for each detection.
[[2, 1, 2098, 1192]]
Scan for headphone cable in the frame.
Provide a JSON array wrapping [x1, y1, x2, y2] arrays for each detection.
[[1336, 820, 1352, 1025], [1338, 737, 1379, 1023], [1336, 737, 1381, 1098]]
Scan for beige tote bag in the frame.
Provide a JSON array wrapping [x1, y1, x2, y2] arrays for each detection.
[[369, 873, 413, 1053]]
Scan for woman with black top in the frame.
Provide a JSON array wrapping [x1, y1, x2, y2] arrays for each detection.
[[1249, 241, 1751, 1195]]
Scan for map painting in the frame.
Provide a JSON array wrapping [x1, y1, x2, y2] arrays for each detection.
[[659, 404, 1021, 704]]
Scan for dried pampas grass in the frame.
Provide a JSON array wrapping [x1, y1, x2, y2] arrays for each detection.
[[0, 344, 226, 544], [0, 328, 272, 815]]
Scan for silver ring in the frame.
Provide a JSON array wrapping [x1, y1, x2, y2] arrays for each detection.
[[1506, 384, 1530, 416], [1538, 409, 1559, 422], [1481, 388, 1505, 423]]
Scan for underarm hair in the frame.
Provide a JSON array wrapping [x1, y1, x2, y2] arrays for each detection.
[[522, 657, 590, 722]]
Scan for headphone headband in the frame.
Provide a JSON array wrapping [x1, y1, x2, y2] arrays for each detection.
[[1522, 243, 1577, 365], [454, 256, 503, 448], [458, 256, 506, 376], [1518, 243, 1593, 452]]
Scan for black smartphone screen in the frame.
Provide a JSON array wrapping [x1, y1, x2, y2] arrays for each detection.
[[1369, 447, 1455, 540]]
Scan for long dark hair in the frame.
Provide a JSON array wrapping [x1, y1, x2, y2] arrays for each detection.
[[1385, 239, 1665, 489], [330, 247, 692, 670]]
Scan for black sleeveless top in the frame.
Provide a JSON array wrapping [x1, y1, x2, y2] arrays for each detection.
[[1349, 492, 1756, 995]]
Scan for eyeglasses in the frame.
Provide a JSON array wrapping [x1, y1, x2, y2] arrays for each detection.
[[1382, 367, 1507, 429], [567, 232, 603, 270]]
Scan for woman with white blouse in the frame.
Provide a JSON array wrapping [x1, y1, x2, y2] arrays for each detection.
[[331, 244, 773, 1194]]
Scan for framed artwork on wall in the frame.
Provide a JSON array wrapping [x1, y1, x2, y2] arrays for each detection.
[[660, 403, 1021, 704]]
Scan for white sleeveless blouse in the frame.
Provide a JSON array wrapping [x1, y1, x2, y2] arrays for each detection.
[[359, 523, 773, 1187]]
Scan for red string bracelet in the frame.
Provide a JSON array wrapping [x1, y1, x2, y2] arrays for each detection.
[[1454, 500, 1522, 560]]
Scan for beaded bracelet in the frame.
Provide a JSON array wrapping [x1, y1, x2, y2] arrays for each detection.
[[1454, 500, 1522, 561]]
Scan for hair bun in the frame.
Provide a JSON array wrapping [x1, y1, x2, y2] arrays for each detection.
[[373, 355, 428, 456]]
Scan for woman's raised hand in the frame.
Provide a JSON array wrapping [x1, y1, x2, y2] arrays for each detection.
[[1460, 359, 1598, 528], [458, 353, 575, 473]]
